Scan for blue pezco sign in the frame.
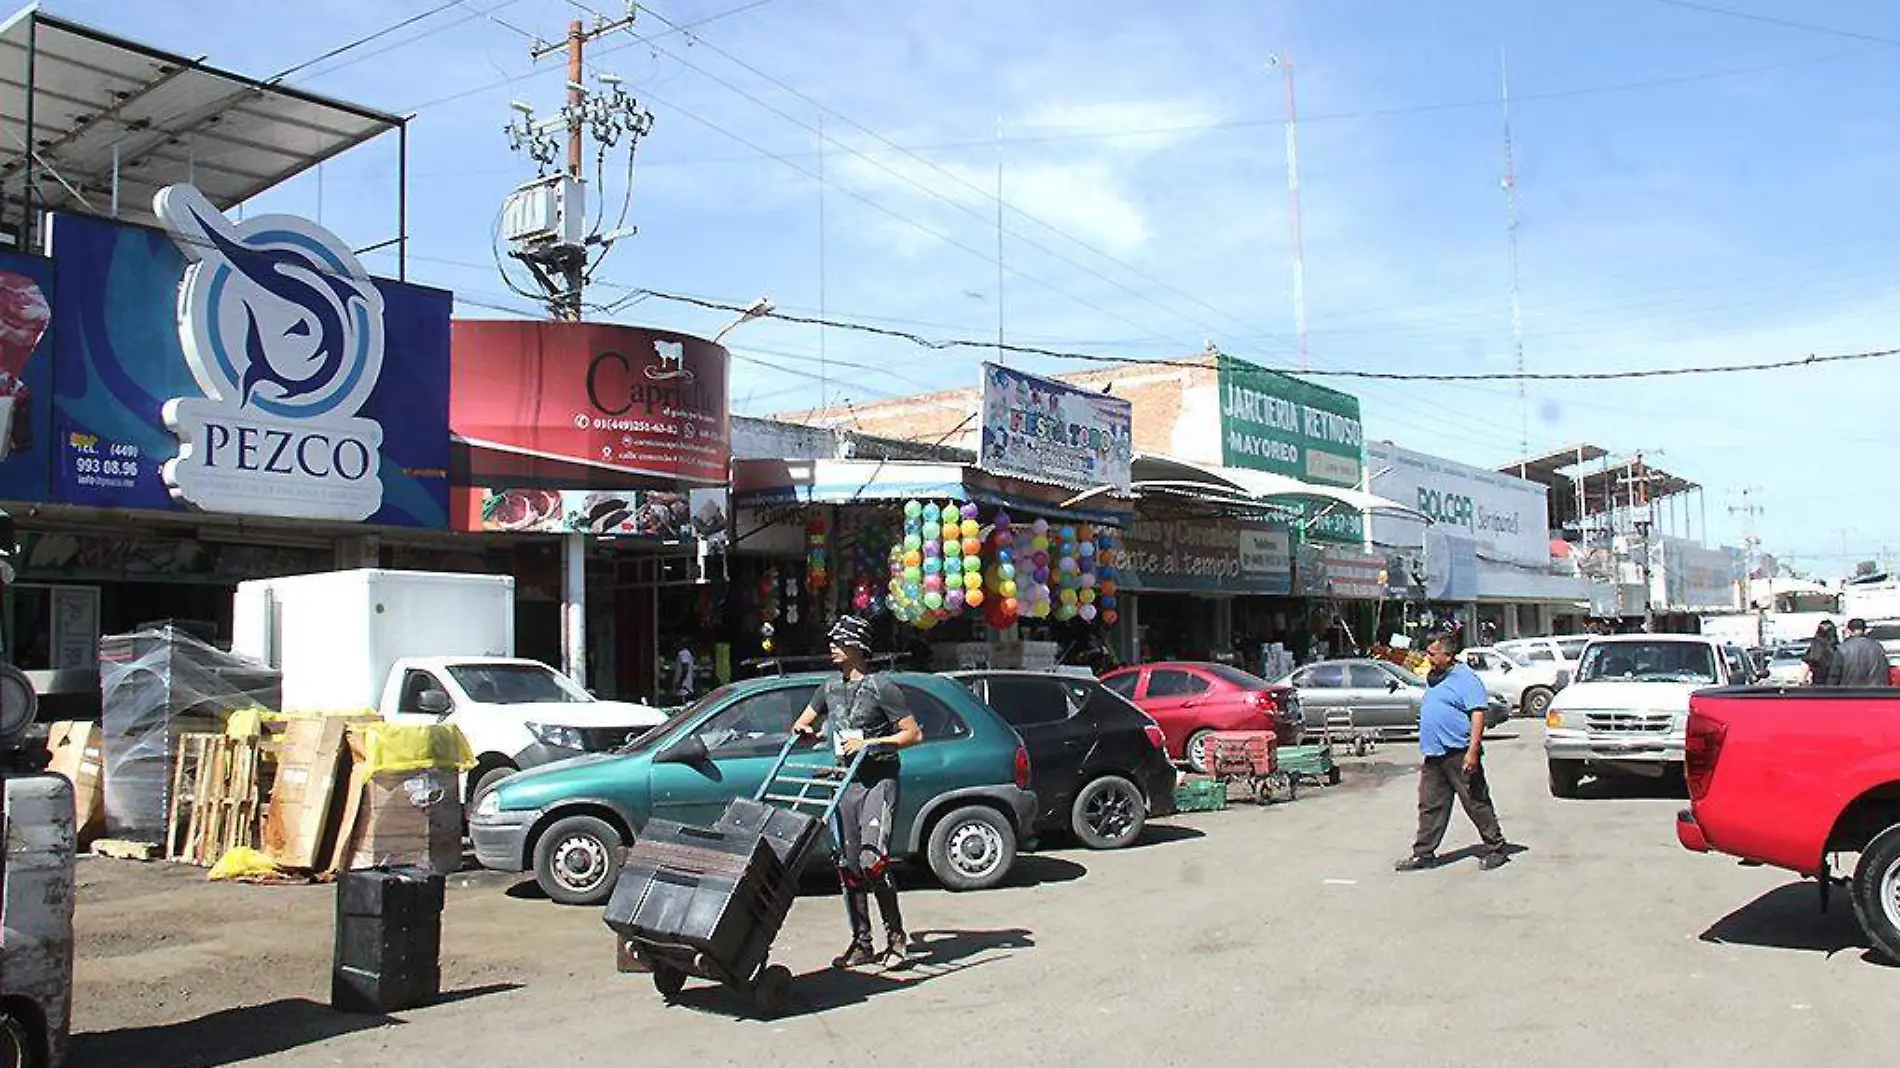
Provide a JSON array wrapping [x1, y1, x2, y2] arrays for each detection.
[[48, 187, 451, 527]]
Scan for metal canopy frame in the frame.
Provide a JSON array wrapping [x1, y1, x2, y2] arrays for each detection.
[[0, 4, 409, 275]]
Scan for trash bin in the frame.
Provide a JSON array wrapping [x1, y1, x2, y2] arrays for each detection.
[[331, 865, 444, 1014]]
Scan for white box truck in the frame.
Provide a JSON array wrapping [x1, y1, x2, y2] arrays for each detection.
[[232, 569, 666, 800]]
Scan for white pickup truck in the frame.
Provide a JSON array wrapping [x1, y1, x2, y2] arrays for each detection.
[[234, 569, 666, 800]]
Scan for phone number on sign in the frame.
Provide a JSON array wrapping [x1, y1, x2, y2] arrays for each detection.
[[72, 456, 140, 478]]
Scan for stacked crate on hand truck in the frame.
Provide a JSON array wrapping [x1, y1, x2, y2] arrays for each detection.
[[603, 736, 867, 1016], [1204, 730, 1296, 804]]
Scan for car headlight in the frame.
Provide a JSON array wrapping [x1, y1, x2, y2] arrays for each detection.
[[475, 790, 502, 817], [527, 722, 585, 750]]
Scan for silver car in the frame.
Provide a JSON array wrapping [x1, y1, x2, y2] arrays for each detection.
[[1277, 658, 1507, 740]]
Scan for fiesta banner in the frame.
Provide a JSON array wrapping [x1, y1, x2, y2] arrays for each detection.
[[45, 191, 452, 527], [978, 362, 1132, 492]]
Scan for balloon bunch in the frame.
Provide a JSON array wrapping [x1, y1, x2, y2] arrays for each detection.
[[888, 500, 984, 628], [1018, 518, 1054, 619], [1053, 525, 1082, 620], [983, 511, 1021, 629], [846, 521, 886, 616], [805, 515, 830, 592], [1075, 524, 1100, 622], [1096, 529, 1121, 626]]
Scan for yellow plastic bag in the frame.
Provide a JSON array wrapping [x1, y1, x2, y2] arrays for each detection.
[[352, 721, 476, 774], [208, 846, 283, 882]]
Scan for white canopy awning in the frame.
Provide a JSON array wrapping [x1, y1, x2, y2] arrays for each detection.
[[1113, 453, 1430, 523]]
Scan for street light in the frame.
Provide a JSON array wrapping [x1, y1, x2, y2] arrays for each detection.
[[712, 297, 775, 343]]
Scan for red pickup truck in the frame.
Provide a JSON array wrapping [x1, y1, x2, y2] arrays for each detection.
[[1675, 686, 1900, 961]]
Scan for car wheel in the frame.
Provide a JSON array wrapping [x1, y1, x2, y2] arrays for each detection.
[[1547, 759, 1583, 799], [1070, 775, 1146, 849], [471, 764, 516, 803], [926, 805, 1017, 891], [0, 1011, 34, 1068], [1184, 730, 1215, 774], [1851, 823, 1900, 965], [652, 963, 688, 1001], [533, 813, 625, 906], [1522, 687, 1554, 720]]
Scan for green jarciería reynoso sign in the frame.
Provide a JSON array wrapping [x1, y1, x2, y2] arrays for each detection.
[[1217, 354, 1365, 543]]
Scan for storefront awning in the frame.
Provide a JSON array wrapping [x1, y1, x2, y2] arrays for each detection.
[[1061, 453, 1431, 524], [730, 458, 1132, 526]]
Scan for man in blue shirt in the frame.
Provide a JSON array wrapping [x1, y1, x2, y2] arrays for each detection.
[[1396, 635, 1509, 872]]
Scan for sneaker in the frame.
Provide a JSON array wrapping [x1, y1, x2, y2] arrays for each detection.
[[831, 943, 878, 969], [1394, 854, 1436, 872], [1480, 852, 1510, 871], [881, 930, 911, 969]]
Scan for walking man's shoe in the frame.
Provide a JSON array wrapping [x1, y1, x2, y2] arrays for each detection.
[[832, 942, 878, 969], [1480, 851, 1510, 871], [882, 928, 911, 969], [1394, 853, 1436, 872]]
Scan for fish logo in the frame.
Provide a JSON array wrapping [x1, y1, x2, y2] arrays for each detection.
[[155, 184, 387, 522], [645, 338, 695, 382], [156, 185, 384, 421]]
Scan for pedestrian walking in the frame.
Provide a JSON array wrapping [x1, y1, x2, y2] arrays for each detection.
[[791, 615, 924, 968], [1803, 620, 1839, 686], [1396, 634, 1509, 872], [1827, 618, 1892, 687]]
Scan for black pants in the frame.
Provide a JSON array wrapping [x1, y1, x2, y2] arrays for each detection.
[[835, 768, 903, 947], [1412, 751, 1506, 858]]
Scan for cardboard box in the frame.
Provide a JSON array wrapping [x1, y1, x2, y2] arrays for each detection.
[[45, 721, 104, 846], [343, 767, 463, 875], [260, 717, 353, 870]]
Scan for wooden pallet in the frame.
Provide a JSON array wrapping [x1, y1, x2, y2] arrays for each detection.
[[166, 734, 265, 866]]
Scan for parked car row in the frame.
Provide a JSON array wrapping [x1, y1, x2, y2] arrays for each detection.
[[470, 667, 1179, 905]]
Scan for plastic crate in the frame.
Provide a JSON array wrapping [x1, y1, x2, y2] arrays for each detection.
[[1204, 731, 1277, 777], [1172, 779, 1228, 812]]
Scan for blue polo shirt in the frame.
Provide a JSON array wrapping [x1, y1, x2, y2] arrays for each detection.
[[1419, 662, 1489, 757]]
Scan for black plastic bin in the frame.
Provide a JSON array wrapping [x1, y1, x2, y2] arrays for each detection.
[[332, 866, 445, 1014], [715, 799, 821, 873]]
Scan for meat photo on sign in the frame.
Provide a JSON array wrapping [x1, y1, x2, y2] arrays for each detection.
[[0, 270, 50, 460]]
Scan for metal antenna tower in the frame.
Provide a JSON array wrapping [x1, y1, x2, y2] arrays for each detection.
[[1266, 54, 1308, 371], [1501, 50, 1528, 461]]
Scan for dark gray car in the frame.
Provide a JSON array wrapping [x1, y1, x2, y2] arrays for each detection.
[[1275, 658, 1507, 739]]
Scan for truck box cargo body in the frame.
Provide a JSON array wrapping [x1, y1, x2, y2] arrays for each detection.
[[233, 570, 514, 714]]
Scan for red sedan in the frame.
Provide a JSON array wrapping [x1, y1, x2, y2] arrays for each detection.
[[1100, 661, 1304, 772]]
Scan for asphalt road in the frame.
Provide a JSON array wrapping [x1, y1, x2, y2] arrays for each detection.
[[70, 728, 1897, 1068]]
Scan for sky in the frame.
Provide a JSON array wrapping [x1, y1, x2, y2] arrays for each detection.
[[36, 0, 1900, 574]]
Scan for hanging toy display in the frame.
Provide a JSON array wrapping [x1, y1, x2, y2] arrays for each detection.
[[1077, 523, 1099, 623], [984, 511, 1020, 629], [848, 519, 887, 616], [805, 514, 830, 595], [757, 566, 781, 650], [1096, 528, 1120, 627]]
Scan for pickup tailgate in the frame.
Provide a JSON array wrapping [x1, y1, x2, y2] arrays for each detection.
[[1681, 686, 1900, 876]]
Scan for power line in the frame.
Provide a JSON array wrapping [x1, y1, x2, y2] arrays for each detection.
[[1649, 0, 1900, 47], [634, 287, 1900, 382], [270, 0, 472, 81]]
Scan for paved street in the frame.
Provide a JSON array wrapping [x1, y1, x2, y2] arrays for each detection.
[[72, 728, 1895, 1068]]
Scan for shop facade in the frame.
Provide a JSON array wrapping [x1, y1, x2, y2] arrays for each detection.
[[1367, 441, 1589, 644]]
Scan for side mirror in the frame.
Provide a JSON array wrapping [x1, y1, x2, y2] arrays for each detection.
[[418, 689, 451, 716], [1387, 679, 1400, 693], [654, 734, 709, 766]]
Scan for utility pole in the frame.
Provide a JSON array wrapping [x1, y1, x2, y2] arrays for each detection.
[[501, 4, 653, 320], [1728, 487, 1763, 581], [1620, 453, 1660, 630], [1266, 54, 1308, 371]]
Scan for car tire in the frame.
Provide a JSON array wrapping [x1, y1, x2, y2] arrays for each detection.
[[926, 804, 1017, 891], [1184, 729, 1215, 774], [1070, 775, 1146, 850], [471, 764, 516, 803], [1850, 823, 1900, 964], [0, 1011, 35, 1068], [1547, 759, 1583, 799], [1522, 687, 1554, 720], [533, 813, 625, 906]]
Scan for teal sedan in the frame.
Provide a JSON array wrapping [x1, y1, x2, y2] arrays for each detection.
[[470, 672, 1038, 905]]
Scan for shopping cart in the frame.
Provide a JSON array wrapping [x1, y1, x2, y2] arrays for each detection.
[[607, 733, 868, 1016]]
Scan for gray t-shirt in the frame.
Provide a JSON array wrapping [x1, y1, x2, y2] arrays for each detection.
[[809, 673, 908, 769]]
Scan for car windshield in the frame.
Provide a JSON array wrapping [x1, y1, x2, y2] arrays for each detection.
[[1203, 664, 1272, 689], [1576, 642, 1719, 684], [1497, 648, 1535, 669], [445, 662, 591, 704], [617, 685, 739, 752], [1380, 662, 1427, 687], [1769, 648, 1805, 664]]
